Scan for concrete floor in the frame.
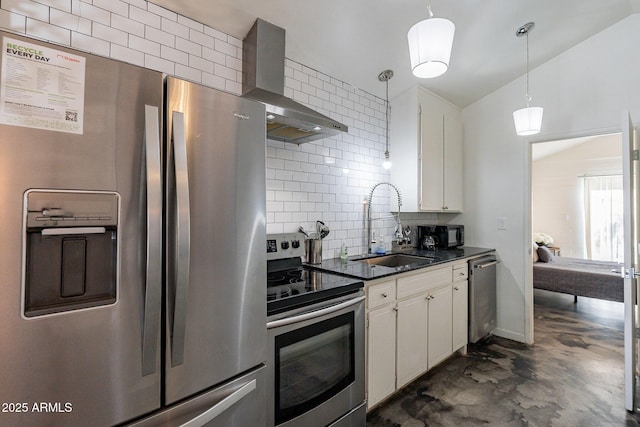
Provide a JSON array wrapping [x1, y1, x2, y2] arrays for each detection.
[[366, 290, 640, 426]]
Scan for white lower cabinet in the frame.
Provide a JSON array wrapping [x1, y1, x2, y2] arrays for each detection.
[[396, 293, 428, 388], [427, 285, 453, 369], [365, 261, 469, 411], [367, 304, 397, 408], [452, 280, 468, 351]]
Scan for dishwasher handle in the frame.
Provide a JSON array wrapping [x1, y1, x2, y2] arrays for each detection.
[[474, 260, 500, 269]]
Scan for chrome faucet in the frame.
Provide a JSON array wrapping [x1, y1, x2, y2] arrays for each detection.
[[366, 182, 405, 254]]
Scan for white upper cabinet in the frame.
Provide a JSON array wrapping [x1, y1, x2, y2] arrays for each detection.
[[390, 85, 463, 212]]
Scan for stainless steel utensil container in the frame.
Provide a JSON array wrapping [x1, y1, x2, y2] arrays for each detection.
[[305, 239, 322, 264]]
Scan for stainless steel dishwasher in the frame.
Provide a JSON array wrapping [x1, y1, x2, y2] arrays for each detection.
[[468, 255, 499, 343]]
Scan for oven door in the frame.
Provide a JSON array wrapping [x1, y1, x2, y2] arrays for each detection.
[[267, 292, 365, 427]]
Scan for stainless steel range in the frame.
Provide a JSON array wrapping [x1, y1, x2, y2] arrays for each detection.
[[266, 233, 366, 427]]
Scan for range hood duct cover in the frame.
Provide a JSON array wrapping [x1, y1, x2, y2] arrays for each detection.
[[242, 19, 348, 144]]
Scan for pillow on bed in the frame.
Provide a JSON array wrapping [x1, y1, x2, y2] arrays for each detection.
[[533, 243, 539, 262], [537, 246, 554, 263]]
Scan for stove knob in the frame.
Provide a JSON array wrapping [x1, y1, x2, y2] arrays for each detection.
[[281, 241, 290, 250], [291, 240, 300, 249]]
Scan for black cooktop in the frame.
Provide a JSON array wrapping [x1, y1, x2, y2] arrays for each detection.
[[267, 259, 363, 316]]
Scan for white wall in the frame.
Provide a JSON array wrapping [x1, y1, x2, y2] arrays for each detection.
[[461, 13, 640, 343], [532, 135, 622, 259]]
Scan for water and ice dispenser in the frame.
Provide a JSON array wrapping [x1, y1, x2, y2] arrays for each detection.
[[23, 190, 119, 317]]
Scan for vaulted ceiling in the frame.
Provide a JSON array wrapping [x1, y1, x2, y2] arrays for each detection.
[[149, 0, 640, 107]]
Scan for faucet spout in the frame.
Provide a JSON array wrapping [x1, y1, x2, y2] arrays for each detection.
[[366, 182, 403, 254]]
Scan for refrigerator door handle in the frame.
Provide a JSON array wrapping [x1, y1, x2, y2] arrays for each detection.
[[171, 111, 191, 367], [142, 105, 162, 376], [179, 379, 257, 427]]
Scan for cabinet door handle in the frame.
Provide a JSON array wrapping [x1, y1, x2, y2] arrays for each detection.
[[454, 286, 459, 291], [381, 293, 388, 298]]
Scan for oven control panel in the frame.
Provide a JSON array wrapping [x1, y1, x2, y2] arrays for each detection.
[[267, 232, 306, 260]]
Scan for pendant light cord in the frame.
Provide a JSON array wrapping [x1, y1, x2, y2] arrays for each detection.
[[378, 69, 393, 160], [385, 77, 389, 157], [526, 31, 530, 107]]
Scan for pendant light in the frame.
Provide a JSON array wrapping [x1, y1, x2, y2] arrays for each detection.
[[513, 22, 543, 136], [407, 1, 455, 79], [379, 69, 393, 169]]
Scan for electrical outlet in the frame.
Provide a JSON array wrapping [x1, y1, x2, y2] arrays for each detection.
[[497, 217, 507, 230]]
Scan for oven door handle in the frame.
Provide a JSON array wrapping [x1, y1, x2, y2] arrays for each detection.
[[267, 295, 365, 329]]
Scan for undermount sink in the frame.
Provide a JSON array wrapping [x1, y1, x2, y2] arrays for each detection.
[[353, 254, 435, 268]]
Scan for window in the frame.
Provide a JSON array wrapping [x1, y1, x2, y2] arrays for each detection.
[[583, 174, 624, 262]]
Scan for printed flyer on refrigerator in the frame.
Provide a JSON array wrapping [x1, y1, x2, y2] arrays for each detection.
[[0, 36, 86, 134]]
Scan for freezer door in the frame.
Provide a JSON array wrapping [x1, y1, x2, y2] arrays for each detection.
[[127, 365, 267, 427], [0, 33, 163, 426], [164, 77, 267, 404]]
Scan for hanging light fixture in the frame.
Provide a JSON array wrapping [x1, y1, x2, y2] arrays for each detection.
[[513, 22, 543, 136], [379, 69, 393, 169], [407, 1, 455, 79]]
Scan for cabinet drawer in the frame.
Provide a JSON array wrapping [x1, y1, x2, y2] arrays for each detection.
[[452, 264, 468, 281], [367, 280, 395, 309], [397, 267, 451, 299]]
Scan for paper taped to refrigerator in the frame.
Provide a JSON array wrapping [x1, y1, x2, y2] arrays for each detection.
[[0, 36, 85, 134]]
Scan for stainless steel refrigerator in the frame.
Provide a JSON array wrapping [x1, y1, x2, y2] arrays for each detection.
[[0, 32, 266, 426]]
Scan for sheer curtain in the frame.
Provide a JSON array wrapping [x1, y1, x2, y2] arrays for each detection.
[[583, 174, 624, 262]]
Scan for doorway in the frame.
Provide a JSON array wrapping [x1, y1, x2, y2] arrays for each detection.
[[531, 133, 623, 263]]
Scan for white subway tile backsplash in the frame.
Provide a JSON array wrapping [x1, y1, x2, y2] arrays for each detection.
[[50, 8, 91, 34], [146, 2, 175, 20], [144, 53, 174, 74], [293, 68, 308, 84], [174, 63, 201, 82], [129, 5, 159, 28], [111, 13, 144, 38], [161, 44, 188, 65], [124, 0, 147, 9], [203, 25, 227, 42], [128, 33, 159, 56], [71, 31, 109, 56], [176, 36, 201, 56], [275, 170, 295, 182], [93, 0, 128, 17], [93, 22, 128, 46], [225, 55, 241, 71], [202, 45, 225, 65], [145, 25, 173, 46], [189, 28, 213, 47], [213, 62, 235, 80], [201, 72, 225, 91], [161, 16, 188, 38], [225, 77, 241, 94], [0, 9, 26, 32], [189, 54, 213, 73], [213, 38, 235, 57], [26, 18, 70, 45], [4, 0, 49, 22], [228, 36, 241, 48], [72, 1, 110, 25], [177, 14, 202, 31], [35, 0, 71, 13], [110, 41, 144, 66]]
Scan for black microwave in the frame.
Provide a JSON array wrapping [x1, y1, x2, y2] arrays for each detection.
[[417, 225, 464, 249]]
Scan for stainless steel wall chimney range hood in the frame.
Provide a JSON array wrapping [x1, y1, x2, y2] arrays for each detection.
[[242, 19, 348, 144]]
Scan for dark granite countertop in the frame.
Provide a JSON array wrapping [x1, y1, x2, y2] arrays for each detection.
[[306, 246, 495, 281]]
